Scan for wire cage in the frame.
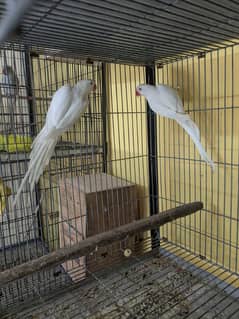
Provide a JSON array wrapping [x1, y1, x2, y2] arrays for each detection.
[[0, 0, 239, 318]]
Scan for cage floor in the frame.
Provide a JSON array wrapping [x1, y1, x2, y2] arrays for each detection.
[[1, 247, 239, 319], [0, 240, 71, 310]]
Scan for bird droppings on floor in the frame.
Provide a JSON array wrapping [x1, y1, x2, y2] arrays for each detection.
[[1, 252, 239, 319]]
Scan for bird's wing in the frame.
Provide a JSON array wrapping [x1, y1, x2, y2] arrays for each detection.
[[56, 84, 90, 131], [46, 85, 73, 129], [156, 84, 185, 114], [56, 97, 87, 131]]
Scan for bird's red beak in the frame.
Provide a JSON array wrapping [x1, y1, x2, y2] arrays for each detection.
[[136, 90, 141, 96]]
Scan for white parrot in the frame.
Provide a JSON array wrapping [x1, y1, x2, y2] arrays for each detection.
[[2, 65, 19, 133], [136, 84, 215, 170], [13, 79, 96, 207]]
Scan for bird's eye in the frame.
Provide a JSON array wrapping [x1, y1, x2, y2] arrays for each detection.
[[138, 87, 142, 91]]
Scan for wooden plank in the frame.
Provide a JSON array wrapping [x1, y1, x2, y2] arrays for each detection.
[[0, 201, 203, 285], [68, 173, 134, 194]]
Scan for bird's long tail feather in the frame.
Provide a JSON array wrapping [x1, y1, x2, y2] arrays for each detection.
[[29, 139, 57, 189], [12, 136, 58, 208], [30, 126, 47, 151], [175, 114, 215, 171]]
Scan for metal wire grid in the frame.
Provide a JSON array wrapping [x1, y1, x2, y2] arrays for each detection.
[[1, 239, 239, 319], [156, 43, 239, 276], [0, 50, 30, 135], [0, 1, 238, 312], [52, 62, 149, 289], [1, 0, 239, 64], [0, 48, 105, 272], [0, 48, 37, 260], [29, 54, 106, 259], [1, 48, 239, 314], [106, 63, 149, 218], [1, 50, 151, 312], [0, 57, 153, 310], [0, 234, 149, 310]]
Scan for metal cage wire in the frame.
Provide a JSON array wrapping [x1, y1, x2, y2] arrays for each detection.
[[2, 0, 239, 64], [0, 0, 239, 318]]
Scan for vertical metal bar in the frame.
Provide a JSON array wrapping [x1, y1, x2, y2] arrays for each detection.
[[198, 55, 202, 257], [24, 49, 43, 241], [146, 64, 159, 248], [229, 46, 234, 272], [25, 51, 35, 137], [216, 49, 220, 265], [210, 51, 214, 263], [203, 53, 207, 259], [223, 48, 227, 267], [101, 63, 107, 173]]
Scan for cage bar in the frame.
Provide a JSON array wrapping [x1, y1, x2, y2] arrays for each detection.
[[0, 1, 239, 318]]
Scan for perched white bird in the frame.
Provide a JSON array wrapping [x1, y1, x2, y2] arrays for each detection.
[[2, 65, 19, 132], [13, 79, 96, 207], [136, 84, 215, 170]]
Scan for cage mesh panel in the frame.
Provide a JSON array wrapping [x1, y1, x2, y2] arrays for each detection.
[[2, 0, 239, 64], [157, 46, 239, 275], [0, 0, 239, 316]]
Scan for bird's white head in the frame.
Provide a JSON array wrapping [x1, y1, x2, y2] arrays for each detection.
[[136, 84, 156, 98], [75, 79, 96, 95]]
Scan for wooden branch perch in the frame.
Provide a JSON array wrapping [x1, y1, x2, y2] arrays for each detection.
[[0, 201, 203, 286]]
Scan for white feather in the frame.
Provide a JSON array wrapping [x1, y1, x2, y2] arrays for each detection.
[[175, 114, 215, 170], [137, 83, 215, 170], [12, 80, 94, 208]]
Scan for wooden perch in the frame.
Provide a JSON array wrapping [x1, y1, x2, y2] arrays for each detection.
[[0, 201, 202, 286]]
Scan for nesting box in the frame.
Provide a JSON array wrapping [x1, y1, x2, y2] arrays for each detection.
[[58, 173, 138, 281]]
